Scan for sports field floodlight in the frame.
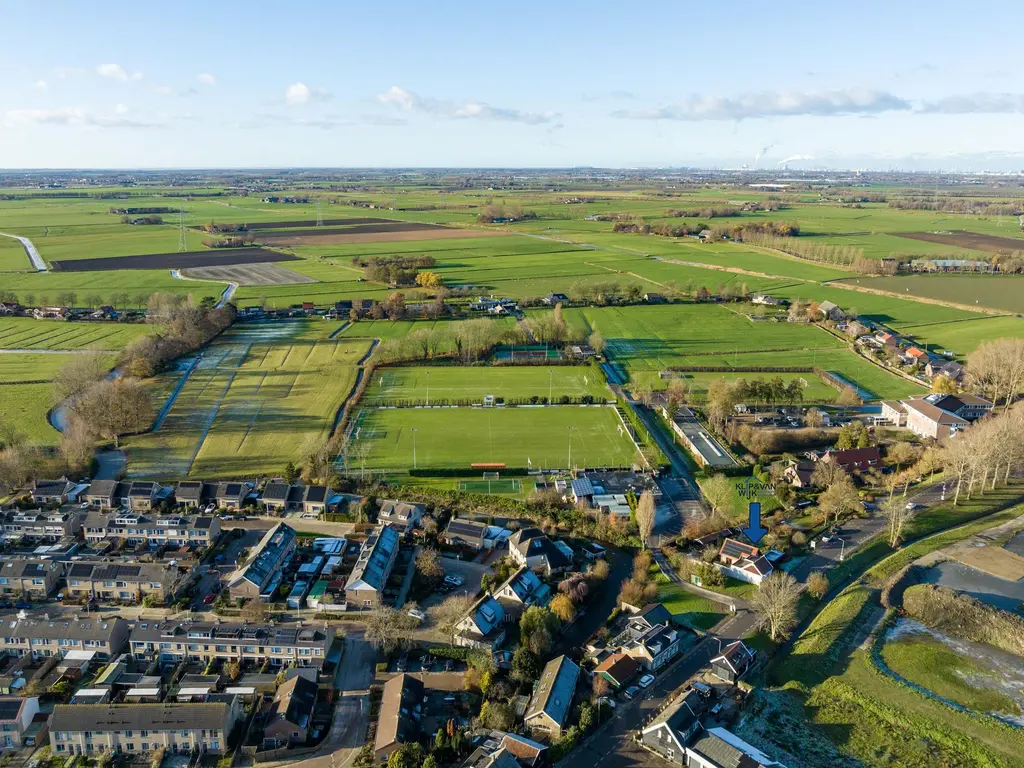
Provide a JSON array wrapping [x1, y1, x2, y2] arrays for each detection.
[[410, 427, 418, 469], [567, 425, 576, 470], [426, 371, 431, 407], [549, 369, 553, 404]]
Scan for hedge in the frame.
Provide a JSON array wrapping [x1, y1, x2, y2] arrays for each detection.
[[408, 467, 530, 477]]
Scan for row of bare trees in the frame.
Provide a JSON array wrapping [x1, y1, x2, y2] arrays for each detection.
[[967, 338, 1024, 409], [942, 408, 1024, 505]]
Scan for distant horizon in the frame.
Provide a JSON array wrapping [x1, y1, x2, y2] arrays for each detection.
[[2, 1, 1023, 169], [0, 164, 1022, 176]]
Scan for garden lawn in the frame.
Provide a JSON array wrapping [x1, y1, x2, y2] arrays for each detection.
[[364, 365, 611, 405], [654, 573, 728, 631], [349, 404, 639, 474]]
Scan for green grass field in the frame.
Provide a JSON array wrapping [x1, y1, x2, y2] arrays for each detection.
[[126, 322, 370, 478], [349, 404, 639, 473], [880, 632, 1021, 715], [840, 274, 1024, 314], [364, 365, 611, 404], [0, 317, 152, 350], [0, 352, 116, 445]]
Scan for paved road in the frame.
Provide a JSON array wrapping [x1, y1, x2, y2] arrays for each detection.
[[261, 629, 374, 768], [0, 231, 46, 271]]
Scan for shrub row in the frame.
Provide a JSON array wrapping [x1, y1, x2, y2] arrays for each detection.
[[407, 467, 530, 477]]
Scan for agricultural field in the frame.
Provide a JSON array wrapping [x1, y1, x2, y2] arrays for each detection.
[[0, 317, 152, 350], [125, 321, 371, 479], [0, 352, 114, 445], [364, 365, 611, 405], [847, 274, 1024, 314], [347, 404, 639, 474]]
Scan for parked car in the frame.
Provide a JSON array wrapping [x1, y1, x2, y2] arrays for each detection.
[[203, 593, 217, 605], [622, 686, 640, 700], [638, 674, 655, 689], [14, 601, 31, 610], [408, 608, 426, 622], [597, 696, 617, 709], [444, 574, 465, 587], [906, 502, 924, 511], [444, 659, 455, 672], [396, 653, 409, 673]]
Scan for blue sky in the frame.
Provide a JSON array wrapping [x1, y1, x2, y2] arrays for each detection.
[[2, 0, 1023, 169]]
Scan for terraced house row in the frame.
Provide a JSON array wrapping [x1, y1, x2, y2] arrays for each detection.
[[128, 619, 334, 668]]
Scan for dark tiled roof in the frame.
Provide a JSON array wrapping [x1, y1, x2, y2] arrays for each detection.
[[446, 519, 487, 539], [50, 702, 230, 733], [0, 698, 24, 721], [262, 482, 290, 502], [304, 485, 327, 504]]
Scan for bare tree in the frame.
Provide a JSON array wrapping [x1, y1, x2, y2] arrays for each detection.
[[817, 476, 863, 525], [806, 571, 830, 600], [942, 435, 974, 505], [364, 606, 411, 654], [52, 352, 111, 404], [810, 459, 847, 489], [68, 378, 154, 448], [635, 490, 656, 548], [750, 571, 801, 641], [430, 594, 475, 645], [879, 495, 911, 548], [701, 474, 734, 517]]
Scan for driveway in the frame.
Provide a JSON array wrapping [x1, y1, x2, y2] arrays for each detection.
[[417, 557, 489, 609]]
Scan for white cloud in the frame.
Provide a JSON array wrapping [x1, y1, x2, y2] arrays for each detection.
[[612, 89, 913, 121], [376, 85, 556, 124], [197, 73, 216, 87], [378, 86, 417, 112], [4, 105, 173, 129], [919, 93, 1024, 114], [33, 80, 48, 90], [284, 82, 330, 106], [55, 67, 85, 79], [96, 63, 143, 82]]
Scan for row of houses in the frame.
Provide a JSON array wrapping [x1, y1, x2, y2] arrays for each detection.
[[30, 477, 335, 516], [1, 557, 187, 604]]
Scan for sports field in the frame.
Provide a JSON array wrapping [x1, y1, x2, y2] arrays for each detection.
[[0, 317, 152, 350], [126, 321, 370, 478], [349, 405, 639, 473], [365, 365, 610, 405]]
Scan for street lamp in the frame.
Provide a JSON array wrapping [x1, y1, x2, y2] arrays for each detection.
[[837, 535, 846, 562], [411, 428, 418, 469]]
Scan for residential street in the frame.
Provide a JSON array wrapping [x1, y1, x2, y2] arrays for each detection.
[[260, 628, 374, 768]]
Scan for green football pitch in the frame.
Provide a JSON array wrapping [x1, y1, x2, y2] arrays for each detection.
[[365, 365, 610, 404], [349, 405, 640, 473]]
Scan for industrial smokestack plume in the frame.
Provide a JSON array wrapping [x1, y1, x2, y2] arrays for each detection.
[[777, 154, 813, 166], [754, 144, 774, 164]]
